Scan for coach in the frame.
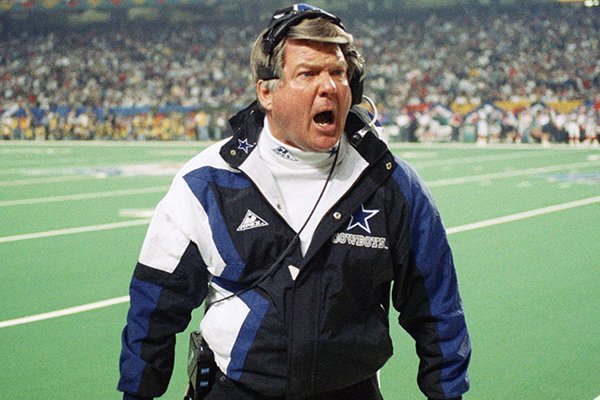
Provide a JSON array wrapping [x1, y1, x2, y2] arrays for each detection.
[[118, 4, 471, 400]]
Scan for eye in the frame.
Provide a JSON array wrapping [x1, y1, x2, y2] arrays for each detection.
[[300, 70, 316, 78], [331, 68, 348, 80]]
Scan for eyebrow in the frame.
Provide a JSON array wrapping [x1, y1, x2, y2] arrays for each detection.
[[294, 60, 348, 71]]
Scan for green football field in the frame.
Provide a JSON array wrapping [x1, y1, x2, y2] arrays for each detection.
[[1, 141, 598, 399]]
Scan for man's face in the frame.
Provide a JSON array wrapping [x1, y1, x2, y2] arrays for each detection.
[[260, 39, 353, 152]]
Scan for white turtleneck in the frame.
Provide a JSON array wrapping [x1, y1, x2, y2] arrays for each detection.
[[256, 118, 367, 255]]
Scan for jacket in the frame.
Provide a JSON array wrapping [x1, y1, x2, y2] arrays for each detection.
[[118, 101, 471, 400]]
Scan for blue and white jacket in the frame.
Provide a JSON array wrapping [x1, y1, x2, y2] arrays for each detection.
[[118, 102, 471, 400]]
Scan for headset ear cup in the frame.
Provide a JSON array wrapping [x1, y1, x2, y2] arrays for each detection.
[[348, 46, 365, 105], [350, 69, 364, 105]]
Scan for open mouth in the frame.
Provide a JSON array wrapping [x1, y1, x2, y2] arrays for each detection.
[[314, 111, 335, 126]]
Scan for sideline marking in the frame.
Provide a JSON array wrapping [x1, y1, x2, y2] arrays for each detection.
[[0, 296, 130, 329], [0, 139, 206, 148], [428, 161, 600, 187], [447, 195, 600, 234], [119, 209, 155, 219], [0, 175, 92, 187], [412, 150, 550, 168], [2, 160, 596, 207], [0, 219, 150, 244], [0, 186, 169, 207], [1, 194, 599, 328]]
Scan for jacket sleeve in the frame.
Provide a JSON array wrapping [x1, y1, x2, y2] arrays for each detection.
[[118, 176, 209, 399], [390, 159, 471, 400]]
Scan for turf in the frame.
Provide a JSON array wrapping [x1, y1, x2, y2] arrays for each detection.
[[1, 141, 598, 399]]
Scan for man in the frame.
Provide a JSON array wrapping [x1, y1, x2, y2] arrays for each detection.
[[118, 4, 471, 400]]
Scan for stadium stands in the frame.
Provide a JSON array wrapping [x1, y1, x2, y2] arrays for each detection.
[[0, 3, 598, 143]]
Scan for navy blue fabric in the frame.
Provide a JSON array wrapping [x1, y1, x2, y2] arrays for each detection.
[[227, 290, 270, 380], [390, 157, 470, 397], [119, 278, 163, 393], [184, 167, 250, 281]]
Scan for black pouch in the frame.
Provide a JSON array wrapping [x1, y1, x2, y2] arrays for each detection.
[[184, 331, 217, 400]]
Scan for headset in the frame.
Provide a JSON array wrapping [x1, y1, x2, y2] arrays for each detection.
[[256, 3, 365, 106]]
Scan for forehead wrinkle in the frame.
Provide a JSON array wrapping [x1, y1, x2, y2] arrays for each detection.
[[285, 52, 348, 74], [292, 59, 348, 73], [283, 40, 346, 64]]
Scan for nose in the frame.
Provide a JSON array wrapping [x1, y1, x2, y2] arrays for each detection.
[[317, 72, 337, 98]]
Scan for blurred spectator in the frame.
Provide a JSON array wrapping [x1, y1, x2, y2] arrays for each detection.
[[0, 3, 598, 141]]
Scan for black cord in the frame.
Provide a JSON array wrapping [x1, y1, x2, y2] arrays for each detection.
[[207, 145, 340, 307]]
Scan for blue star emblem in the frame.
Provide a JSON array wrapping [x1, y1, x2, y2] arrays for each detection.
[[237, 138, 255, 154], [347, 204, 379, 234]]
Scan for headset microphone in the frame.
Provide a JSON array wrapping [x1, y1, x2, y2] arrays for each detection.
[[355, 95, 380, 138]]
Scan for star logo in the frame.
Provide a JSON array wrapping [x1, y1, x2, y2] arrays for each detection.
[[237, 138, 255, 154], [347, 204, 379, 234]]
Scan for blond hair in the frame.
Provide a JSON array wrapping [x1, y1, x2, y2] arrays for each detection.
[[250, 17, 364, 93]]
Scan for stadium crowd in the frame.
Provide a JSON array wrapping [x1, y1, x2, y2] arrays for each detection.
[[0, 4, 598, 144]]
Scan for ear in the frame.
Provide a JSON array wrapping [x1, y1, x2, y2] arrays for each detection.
[[256, 80, 274, 112]]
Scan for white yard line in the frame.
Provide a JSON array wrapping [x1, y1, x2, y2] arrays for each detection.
[[428, 161, 600, 187], [0, 186, 169, 207], [1, 194, 599, 328], [0, 219, 150, 244], [447, 195, 600, 234], [387, 142, 585, 151], [411, 150, 550, 168], [0, 175, 94, 187], [3, 160, 597, 207], [0, 296, 130, 329], [0, 140, 206, 148], [0, 157, 182, 172]]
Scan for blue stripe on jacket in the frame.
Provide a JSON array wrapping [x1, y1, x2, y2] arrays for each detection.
[[391, 157, 471, 397], [184, 167, 250, 281], [227, 290, 270, 380], [119, 278, 163, 393], [184, 167, 270, 381]]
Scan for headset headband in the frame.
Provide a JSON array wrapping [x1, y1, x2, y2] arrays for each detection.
[[258, 3, 346, 80]]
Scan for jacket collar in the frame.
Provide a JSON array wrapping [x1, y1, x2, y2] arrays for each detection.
[[219, 101, 264, 168], [219, 101, 390, 169]]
